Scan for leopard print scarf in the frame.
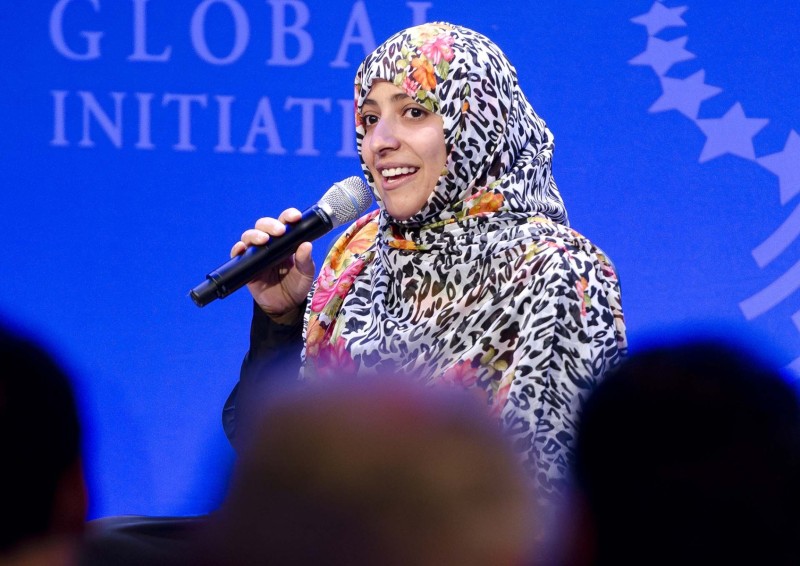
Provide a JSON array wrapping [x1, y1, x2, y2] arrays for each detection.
[[303, 23, 627, 499]]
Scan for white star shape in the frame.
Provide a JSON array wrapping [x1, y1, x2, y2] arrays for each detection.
[[695, 103, 769, 163], [758, 130, 800, 204], [631, 2, 688, 36], [649, 70, 722, 119], [629, 36, 695, 77]]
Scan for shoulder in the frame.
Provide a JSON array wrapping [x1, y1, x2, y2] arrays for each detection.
[[324, 210, 380, 273], [522, 218, 621, 284], [338, 210, 380, 245]]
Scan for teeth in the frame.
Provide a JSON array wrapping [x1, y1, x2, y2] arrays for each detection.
[[381, 167, 417, 178]]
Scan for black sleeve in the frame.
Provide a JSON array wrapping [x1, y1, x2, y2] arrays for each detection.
[[222, 300, 305, 449]]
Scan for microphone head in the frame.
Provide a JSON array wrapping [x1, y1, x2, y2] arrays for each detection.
[[321, 177, 374, 228]]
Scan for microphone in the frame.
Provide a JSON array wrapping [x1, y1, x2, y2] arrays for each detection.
[[190, 176, 373, 307]]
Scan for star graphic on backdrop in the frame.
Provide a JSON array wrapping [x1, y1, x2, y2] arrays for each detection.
[[629, 36, 695, 76], [695, 103, 769, 163], [631, 2, 688, 36], [649, 70, 722, 119], [758, 130, 800, 204]]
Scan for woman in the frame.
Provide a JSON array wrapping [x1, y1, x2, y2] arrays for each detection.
[[229, 23, 627, 500]]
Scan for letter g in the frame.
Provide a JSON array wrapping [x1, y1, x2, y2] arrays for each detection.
[[50, 0, 103, 60]]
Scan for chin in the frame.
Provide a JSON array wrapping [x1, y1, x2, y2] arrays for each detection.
[[384, 200, 424, 222]]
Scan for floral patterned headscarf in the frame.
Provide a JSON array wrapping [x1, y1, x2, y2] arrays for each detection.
[[354, 22, 569, 229], [304, 23, 627, 502]]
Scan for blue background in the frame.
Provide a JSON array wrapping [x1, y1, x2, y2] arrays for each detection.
[[1, 1, 798, 517]]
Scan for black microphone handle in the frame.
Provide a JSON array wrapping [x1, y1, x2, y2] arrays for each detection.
[[190, 206, 331, 307]]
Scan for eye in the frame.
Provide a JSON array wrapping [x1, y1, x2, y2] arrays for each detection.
[[362, 114, 379, 128], [404, 106, 427, 119]]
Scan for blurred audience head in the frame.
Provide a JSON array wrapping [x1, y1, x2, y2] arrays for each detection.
[[202, 376, 538, 565], [573, 336, 800, 565], [0, 319, 87, 559]]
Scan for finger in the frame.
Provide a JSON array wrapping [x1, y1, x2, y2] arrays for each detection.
[[294, 242, 315, 277], [240, 228, 269, 246], [254, 217, 287, 236], [278, 208, 302, 224], [230, 241, 246, 258]]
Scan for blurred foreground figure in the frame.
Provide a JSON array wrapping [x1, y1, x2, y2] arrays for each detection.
[[0, 321, 87, 565], [573, 338, 800, 565], [201, 378, 538, 565]]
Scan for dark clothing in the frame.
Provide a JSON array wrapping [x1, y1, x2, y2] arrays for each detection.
[[79, 515, 203, 566], [223, 301, 305, 450], [79, 305, 307, 566]]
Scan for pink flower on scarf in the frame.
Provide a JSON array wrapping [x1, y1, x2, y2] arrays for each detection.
[[419, 34, 455, 65], [310, 265, 338, 311], [310, 257, 366, 313], [336, 257, 365, 295], [316, 336, 357, 376], [488, 380, 511, 419], [441, 359, 479, 389], [400, 75, 421, 98]]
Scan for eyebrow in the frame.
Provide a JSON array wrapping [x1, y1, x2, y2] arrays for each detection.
[[362, 92, 412, 107]]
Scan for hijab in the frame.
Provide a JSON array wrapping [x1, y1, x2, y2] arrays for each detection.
[[303, 23, 626, 498]]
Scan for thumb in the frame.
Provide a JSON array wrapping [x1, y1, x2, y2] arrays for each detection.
[[294, 242, 315, 278]]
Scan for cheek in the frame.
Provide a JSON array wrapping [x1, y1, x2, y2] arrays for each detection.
[[421, 124, 447, 171], [436, 143, 448, 172], [424, 142, 448, 185], [360, 134, 372, 163], [360, 138, 378, 180]]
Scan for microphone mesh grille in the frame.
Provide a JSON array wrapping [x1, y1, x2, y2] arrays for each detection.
[[322, 176, 374, 228]]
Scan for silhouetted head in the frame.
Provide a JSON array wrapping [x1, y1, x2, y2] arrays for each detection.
[[574, 337, 800, 565], [204, 376, 538, 565], [0, 321, 86, 553]]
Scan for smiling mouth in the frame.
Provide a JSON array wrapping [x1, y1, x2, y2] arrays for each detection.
[[380, 166, 419, 187]]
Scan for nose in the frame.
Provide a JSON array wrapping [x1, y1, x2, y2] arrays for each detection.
[[368, 116, 400, 155]]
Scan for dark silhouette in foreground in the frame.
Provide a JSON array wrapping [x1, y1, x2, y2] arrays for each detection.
[[0, 321, 87, 565], [573, 338, 800, 565], [197, 377, 539, 565]]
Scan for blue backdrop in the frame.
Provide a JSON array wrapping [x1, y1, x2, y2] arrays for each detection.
[[2, 1, 798, 518]]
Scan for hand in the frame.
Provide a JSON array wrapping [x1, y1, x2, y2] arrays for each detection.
[[230, 208, 315, 324]]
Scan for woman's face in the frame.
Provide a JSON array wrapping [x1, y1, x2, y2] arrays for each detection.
[[360, 80, 447, 221]]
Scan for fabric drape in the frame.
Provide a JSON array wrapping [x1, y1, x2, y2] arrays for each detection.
[[302, 23, 627, 498]]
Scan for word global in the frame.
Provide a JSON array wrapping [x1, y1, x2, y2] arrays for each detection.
[[50, 0, 433, 67], [51, 90, 358, 156]]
